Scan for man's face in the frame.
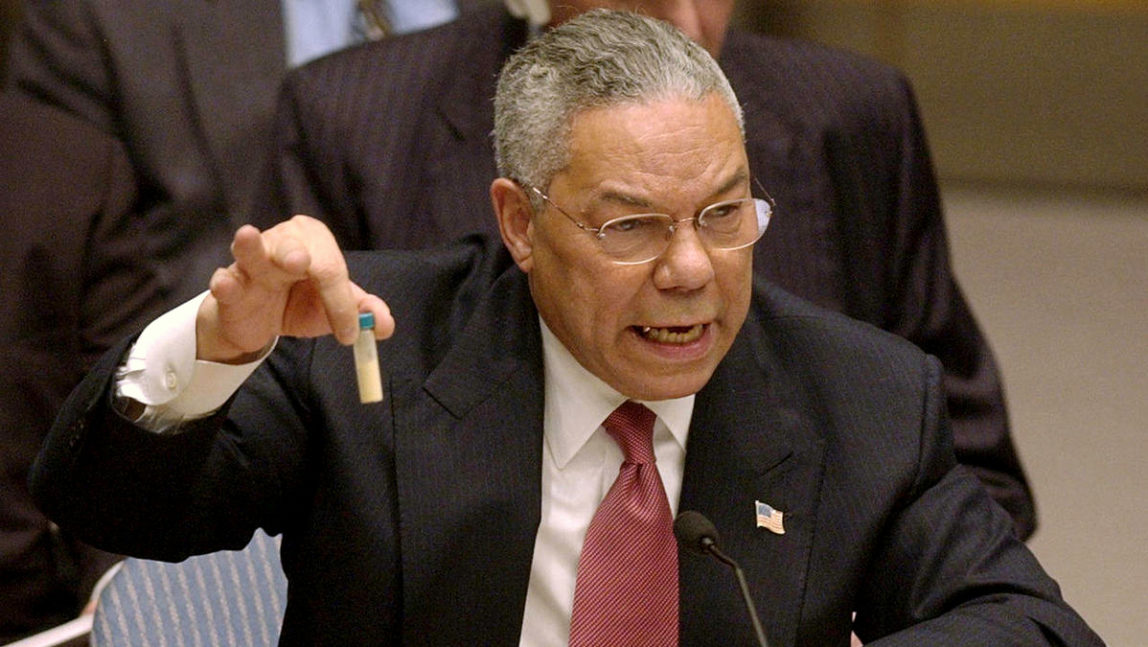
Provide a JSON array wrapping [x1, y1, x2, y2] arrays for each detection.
[[548, 0, 735, 56], [521, 94, 753, 400]]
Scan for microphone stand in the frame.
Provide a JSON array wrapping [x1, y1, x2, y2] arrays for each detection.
[[699, 536, 770, 647]]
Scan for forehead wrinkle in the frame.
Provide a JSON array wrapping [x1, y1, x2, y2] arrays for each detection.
[[561, 95, 748, 213], [587, 165, 749, 215]]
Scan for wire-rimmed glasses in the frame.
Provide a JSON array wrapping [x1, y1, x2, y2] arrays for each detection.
[[524, 183, 774, 265]]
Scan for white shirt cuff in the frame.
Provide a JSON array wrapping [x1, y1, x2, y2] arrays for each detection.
[[115, 292, 276, 430]]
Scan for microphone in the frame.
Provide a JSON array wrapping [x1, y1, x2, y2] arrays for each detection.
[[674, 510, 769, 647]]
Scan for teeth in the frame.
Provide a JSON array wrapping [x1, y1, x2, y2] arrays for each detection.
[[639, 324, 704, 344]]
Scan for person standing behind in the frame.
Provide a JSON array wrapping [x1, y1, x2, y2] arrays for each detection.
[[0, 92, 164, 643], [5, 0, 463, 306], [256, 0, 1037, 537]]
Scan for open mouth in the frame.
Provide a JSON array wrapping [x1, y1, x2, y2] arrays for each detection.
[[636, 324, 705, 344]]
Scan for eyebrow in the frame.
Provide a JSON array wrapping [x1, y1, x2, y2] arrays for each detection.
[[592, 168, 750, 213]]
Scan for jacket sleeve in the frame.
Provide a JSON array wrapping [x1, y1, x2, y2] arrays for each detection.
[[28, 335, 312, 562], [826, 71, 1035, 538], [853, 357, 1101, 646]]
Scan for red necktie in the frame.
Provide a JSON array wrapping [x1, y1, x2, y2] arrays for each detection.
[[569, 401, 679, 647]]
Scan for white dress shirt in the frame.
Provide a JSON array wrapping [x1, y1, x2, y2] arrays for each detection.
[[520, 323, 693, 646], [281, 0, 460, 68], [117, 296, 695, 645]]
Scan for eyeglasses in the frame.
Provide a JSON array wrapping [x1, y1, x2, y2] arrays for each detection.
[[525, 183, 774, 265]]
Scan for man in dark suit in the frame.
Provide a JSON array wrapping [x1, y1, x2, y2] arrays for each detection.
[[5, 0, 468, 305], [0, 93, 164, 642], [258, 0, 1036, 537], [32, 13, 1097, 645]]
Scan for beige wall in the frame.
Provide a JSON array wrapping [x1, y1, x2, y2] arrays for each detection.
[[943, 184, 1148, 647], [736, 0, 1148, 191]]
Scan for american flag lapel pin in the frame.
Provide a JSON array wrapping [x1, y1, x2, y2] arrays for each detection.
[[755, 500, 785, 535]]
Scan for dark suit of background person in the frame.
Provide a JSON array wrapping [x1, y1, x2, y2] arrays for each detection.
[[0, 93, 164, 643], [31, 235, 1101, 645], [4, 0, 474, 306], [255, 3, 1036, 537], [0, 0, 21, 81]]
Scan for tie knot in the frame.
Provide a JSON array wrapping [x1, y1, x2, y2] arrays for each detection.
[[603, 401, 657, 465], [356, 0, 391, 41]]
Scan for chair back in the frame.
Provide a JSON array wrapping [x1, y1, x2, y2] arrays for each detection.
[[90, 530, 286, 647]]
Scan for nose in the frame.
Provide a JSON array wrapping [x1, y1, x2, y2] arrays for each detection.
[[652, 221, 714, 291]]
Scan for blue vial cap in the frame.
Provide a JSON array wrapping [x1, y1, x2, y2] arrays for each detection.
[[358, 312, 375, 329]]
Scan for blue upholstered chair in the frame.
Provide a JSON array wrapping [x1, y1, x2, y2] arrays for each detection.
[[89, 530, 286, 647]]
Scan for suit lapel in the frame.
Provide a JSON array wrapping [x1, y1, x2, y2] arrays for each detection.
[[679, 319, 827, 647], [436, 8, 528, 148], [422, 8, 530, 241], [393, 269, 545, 643], [177, 0, 285, 219], [382, 237, 831, 644]]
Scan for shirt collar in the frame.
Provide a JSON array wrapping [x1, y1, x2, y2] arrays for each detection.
[[539, 318, 693, 469]]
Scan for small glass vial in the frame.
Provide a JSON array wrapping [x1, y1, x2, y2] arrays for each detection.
[[354, 312, 384, 404]]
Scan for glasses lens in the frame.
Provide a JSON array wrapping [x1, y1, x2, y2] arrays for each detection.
[[698, 198, 759, 248], [585, 195, 772, 264], [598, 214, 674, 262]]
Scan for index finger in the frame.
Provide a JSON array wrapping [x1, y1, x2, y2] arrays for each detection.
[[284, 215, 361, 345]]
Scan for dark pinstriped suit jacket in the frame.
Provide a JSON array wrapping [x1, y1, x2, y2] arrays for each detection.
[[32, 237, 1100, 645], [257, 5, 1035, 536]]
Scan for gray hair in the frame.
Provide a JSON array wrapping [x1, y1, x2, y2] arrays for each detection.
[[493, 10, 744, 203]]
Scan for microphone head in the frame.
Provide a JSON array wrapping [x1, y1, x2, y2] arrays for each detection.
[[674, 510, 720, 555]]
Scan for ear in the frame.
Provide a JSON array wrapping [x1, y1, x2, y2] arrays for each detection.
[[491, 178, 536, 273]]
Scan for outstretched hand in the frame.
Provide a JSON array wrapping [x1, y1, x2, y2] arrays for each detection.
[[196, 216, 394, 363]]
